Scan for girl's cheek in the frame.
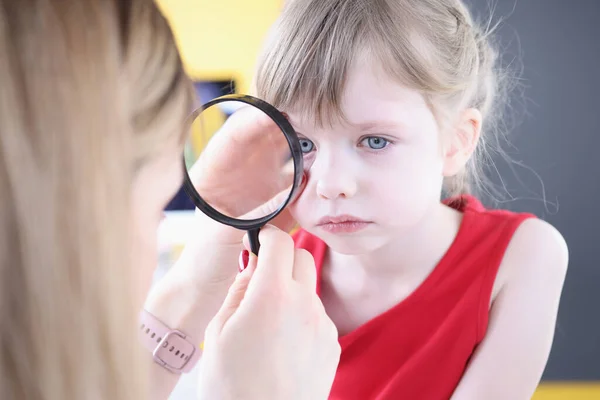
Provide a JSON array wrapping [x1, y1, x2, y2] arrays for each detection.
[[289, 202, 301, 219], [289, 200, 310, 224]]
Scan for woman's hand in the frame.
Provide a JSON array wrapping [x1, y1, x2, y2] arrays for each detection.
[[168, 105, 302, 286], [147, 104, 305, 320], [189, 105, 296, 220], [144, 109, 306, 399], [198, 225, 341, 400]]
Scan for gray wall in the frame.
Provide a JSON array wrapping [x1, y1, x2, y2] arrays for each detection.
[[465, 0, 600, 380]]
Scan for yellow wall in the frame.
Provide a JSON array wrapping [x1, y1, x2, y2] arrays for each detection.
[[156, 0, 283, 94], [533, 383, 600, 400]]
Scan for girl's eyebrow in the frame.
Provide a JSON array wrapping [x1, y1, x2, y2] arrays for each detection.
[[290, 120, 406, 136], [353, 120, 405, 131]]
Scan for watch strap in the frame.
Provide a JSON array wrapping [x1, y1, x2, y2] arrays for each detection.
[[139, 309, 201, 374]]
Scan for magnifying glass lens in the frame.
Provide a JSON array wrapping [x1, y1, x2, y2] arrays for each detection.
[[182, 95, 303, 254]]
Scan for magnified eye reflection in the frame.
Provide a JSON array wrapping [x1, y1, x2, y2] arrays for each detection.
[[184, 101, 296, 220], [299, 138, 314, 153]]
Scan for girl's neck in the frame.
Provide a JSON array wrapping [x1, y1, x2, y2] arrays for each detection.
[[327, 202, 463, 280]]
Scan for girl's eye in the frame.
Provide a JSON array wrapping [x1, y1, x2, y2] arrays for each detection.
[[361, 136, 389, 150], [299, 138, 315, 153]]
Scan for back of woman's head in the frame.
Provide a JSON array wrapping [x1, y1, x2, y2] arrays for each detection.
[[256, 0, 510, 198], [0, 1, 192, 398]]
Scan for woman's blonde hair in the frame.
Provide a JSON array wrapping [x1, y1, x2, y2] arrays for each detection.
[[255, 0, 513, 197], [0, 0, 193, 398]]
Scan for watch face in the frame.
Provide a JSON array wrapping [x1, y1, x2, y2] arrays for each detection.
[[154, 330, 196, 372]]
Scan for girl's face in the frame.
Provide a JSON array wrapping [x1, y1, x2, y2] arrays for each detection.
[[287, 58, 447, 255]]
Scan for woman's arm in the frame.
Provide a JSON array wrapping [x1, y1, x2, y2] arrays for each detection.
[[143, 225, 341, 400], [451, 218, 568, 400], [144, 275, 232, 400], [142, 107, 304, 399], [143, 214, 244, 400]]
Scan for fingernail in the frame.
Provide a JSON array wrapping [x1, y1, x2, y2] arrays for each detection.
[[301, 173, 307, 186], [238, 250, 250, 272]]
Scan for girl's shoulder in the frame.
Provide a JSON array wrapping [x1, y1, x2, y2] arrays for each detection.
[[449, 198, 568, 397], [449, 195, 567, 275], [498, 216, 568, 292], [449, 194, 568, 297]]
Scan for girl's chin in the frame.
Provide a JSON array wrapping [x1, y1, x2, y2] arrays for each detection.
[[309, 229, 387, 256]]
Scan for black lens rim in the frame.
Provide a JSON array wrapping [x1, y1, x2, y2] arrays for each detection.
[[182, 94, 304, 231]]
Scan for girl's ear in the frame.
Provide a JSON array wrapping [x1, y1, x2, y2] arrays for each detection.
[[442, 108, 482, 177]]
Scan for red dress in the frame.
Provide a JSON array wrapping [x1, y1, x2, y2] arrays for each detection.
[[293, 196, 535, 400]]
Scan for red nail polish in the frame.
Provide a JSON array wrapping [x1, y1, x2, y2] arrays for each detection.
[[239, 250, 250, 272]]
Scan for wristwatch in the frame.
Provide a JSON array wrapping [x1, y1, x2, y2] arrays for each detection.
[[139, 309, 201, 374]]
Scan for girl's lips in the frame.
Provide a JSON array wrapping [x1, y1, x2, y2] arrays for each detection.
[[316, 215, 372, 234]]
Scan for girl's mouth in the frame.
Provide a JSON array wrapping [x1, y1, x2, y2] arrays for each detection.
[[316, 215, 372, 234]]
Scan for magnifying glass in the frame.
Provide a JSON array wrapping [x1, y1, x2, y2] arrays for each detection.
[[182, 94, 304, 254]]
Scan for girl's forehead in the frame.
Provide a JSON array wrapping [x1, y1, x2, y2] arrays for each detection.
[[342, 57, 427, 107], [288, 65, 431, 131]]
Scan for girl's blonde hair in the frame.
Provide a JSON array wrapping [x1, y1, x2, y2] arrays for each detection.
[[256, 0, 512, 197], [0, 1, 193, 398]]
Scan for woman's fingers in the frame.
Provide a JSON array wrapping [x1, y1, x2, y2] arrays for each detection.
[[209, 256, 257, 333], [237, 186, 293, 220], [292, 249, 317, 290], [248, 225, 295, 286]]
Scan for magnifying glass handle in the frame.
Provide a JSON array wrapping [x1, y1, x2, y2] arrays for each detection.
[[248, 227, 261, 255]]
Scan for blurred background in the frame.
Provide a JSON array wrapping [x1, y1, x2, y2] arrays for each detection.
[[154, 0, 600, 398]]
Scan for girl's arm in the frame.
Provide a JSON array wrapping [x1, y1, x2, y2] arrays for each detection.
[[451, 218, 568, 400]]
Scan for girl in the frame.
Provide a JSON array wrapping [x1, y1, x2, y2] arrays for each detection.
[[254, 0, 569, 399]]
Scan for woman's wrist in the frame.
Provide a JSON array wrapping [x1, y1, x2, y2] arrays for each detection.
[[143, 271, 232, 347], [142, 271, 236, 400], [145, 211, 244, 350]]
